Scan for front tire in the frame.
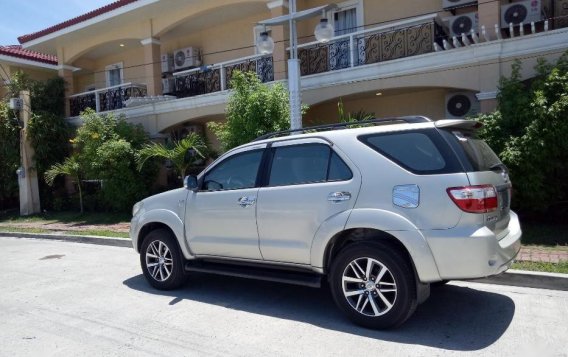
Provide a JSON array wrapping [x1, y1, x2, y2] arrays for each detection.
[[140, 229, 187, 290], [329, 243, 417, 329]]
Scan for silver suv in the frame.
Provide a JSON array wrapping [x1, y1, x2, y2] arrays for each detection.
[[130, 117, 521, 329]]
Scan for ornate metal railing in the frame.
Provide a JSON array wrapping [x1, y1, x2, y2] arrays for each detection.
[[173, 55, 273, 99], [297, 14, 446, 76], [69, 83, 147, 117]]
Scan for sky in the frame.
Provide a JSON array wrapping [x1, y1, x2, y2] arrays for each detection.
[[0, 0, 112, 45]]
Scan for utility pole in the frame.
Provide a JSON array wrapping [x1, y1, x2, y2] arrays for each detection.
[[17, 91, 41, 215]]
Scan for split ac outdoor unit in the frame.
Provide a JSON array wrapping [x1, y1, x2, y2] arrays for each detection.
[[161, 54, 174, 74], [161, 77, 175, 95], [501, 0, 542, 27], [173, 47, 201, 71], [448, 12, 479, 36], [445, 92, 480, 119], [442, 0, 477, 10]]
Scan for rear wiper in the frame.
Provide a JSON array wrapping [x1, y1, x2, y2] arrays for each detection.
[[490, 163, 508, 173]]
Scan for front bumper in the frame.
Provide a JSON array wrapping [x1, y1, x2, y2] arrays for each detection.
[[424, 211, 522, 280]]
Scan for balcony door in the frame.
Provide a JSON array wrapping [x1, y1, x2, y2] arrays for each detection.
[[105, 62, 123, 87], [330, 1, 362, 70]]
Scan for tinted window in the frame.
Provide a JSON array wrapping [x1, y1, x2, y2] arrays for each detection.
[[360, 129, 462, 174], [268, 144, 352, 186], [441, 129, 502, 172], [203, 150, 263, 191]]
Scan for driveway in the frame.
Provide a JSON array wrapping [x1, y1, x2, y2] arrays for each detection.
[[1, 236, 567, 356]]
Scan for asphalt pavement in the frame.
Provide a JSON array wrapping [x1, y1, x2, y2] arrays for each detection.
[[1, 236, 567, 356]]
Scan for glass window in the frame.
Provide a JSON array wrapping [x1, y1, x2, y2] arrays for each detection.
[[268, 144, 352, 186], [203, 150, 263, 191], [361, 129, 462, 174], [334, 7, 357, 36], [106, 63, 123, 87]]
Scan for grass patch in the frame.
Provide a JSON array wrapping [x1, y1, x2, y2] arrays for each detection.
[[0, 211, 130, 225], [0, 226, 129, 238], [512, 261, 568, 274]]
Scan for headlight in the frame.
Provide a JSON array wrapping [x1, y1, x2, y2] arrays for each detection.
[[132, 201, 143, 217]]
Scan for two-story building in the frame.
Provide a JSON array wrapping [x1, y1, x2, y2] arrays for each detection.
[[16, 0, 568, 145]]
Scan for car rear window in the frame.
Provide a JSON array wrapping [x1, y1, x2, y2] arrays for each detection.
[[439, 129, 502, 172], [359, 129, 463, 175]]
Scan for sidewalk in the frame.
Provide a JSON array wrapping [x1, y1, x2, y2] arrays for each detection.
[[517, 246, 568, 263]]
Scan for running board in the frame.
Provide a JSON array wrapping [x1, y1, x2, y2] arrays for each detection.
[[184, 260, 322, 288]]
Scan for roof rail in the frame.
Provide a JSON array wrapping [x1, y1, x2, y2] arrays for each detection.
[[253, 116, 432, 141]]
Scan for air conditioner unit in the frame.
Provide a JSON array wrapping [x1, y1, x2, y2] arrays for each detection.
[[445, 92, 480, 119], [448, 12, 479, 36], [161, 77, 175, 95], [443, 0, 477, 10], [501, 0, 542, 27], [161, 54, 174, 74], [173, 47, 201, 71]]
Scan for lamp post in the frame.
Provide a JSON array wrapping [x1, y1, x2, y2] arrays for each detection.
[[257, 1, 335, 130]]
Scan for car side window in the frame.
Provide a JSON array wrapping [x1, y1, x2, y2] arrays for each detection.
[[203, 150, 263, 191], [268, 144, 352, 186]]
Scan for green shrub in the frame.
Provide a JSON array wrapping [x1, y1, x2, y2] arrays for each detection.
[[0, 102, 20, 210], [475, 52, 568, 217]]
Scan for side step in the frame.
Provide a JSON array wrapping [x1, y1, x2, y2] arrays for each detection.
[[184, 260, 322, 288]]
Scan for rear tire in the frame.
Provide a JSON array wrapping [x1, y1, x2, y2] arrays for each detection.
[[329, 243, 417, 329], [140, 229, 187, 290]]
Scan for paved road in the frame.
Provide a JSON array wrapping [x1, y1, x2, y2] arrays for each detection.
[[1, 237, 567, 357]]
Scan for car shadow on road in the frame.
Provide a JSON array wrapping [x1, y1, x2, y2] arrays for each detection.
[[123, 273, 515, 351]]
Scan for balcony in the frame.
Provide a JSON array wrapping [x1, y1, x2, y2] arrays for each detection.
[[69, 82, 147, 117], [172, 54, 274, 98], [297, 14, 445, 76]]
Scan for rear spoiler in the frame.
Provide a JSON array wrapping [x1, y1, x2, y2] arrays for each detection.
[[434, 119, 482, 130]]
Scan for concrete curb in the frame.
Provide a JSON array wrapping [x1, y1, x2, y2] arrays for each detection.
[[2, 231, 567, 291], [473, 269, 568, 291], [0, 231, 131, 248]]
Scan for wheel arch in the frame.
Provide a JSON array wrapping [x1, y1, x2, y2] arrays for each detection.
[[312, 209, 441, 282], [133, 209, 193, 259]]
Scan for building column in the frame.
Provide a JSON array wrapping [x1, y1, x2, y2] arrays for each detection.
[[141, 37, 162, 96], [58, 65, 75, 117], [267, 1, 289, 81], [478, 0, 501, 41], [18, 91, 41, 215]]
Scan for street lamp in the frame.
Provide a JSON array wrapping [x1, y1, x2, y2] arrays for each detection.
[[257, 1, 336, 130]]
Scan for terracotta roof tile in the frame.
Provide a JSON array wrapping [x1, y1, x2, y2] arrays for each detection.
[[18, 0, 138, 44], [0, 45, 58, 65]]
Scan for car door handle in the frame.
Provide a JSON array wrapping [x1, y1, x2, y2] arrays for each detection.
[[328, 191, 351, 203], [238, 196, 256, 207]]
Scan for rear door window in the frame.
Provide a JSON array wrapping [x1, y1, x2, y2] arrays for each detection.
[[359, 129, 462, 174]]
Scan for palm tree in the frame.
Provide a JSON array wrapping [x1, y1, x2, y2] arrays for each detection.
[[45, 155, 84, 213], [137, 133, 207, 183]]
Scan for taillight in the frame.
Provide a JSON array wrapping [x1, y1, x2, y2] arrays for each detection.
[[446, 185, 498, 213]]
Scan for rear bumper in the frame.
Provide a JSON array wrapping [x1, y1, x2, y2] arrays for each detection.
[[423, 211, 522, 280]]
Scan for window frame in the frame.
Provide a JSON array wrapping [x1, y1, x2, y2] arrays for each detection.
[[200, 148, 267, 192], [328, 0, 364, 35], [358, 129, 463, 175], [105, 62, 124, 87], [263, 142, 353, 188]]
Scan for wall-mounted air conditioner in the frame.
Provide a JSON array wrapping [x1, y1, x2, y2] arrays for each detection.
[[161, 77, 175, 95], [445, 92, 480, 119], [161, 54, 174, 74], [448, 12, 479, 36], [443, 0, 477, 10], [173, 47, 201, 71], [501, 0, 542, 27]]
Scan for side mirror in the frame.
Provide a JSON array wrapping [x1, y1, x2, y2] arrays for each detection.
[[184, 175, 199, 191]]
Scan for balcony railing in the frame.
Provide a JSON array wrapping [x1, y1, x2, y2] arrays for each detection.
[[173, 54, 274, 99], [69, 82, 147, 117], [296, 14, 446, 76]]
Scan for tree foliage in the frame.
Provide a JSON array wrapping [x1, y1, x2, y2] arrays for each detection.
[[137, 133, 207, 182], [0, 102, 20, 209], [208, 71, 291, 151], [45, 155, 83, 213], [475, 52, 568, 216]]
